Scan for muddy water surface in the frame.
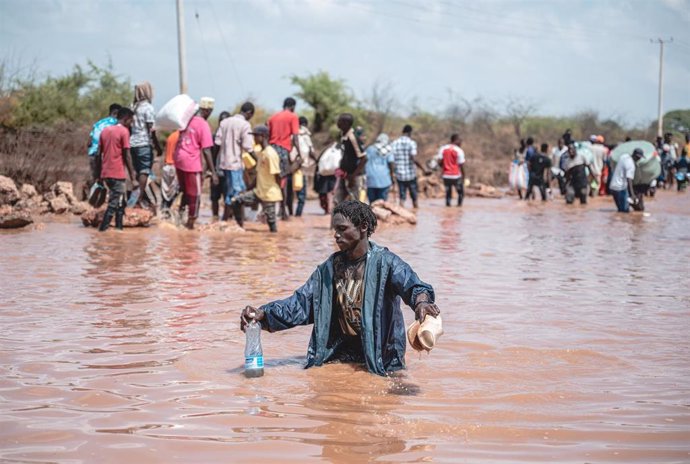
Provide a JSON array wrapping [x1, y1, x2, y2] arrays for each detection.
[[1, 192, 689, 463]]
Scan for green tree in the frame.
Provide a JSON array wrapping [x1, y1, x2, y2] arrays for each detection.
[[290, 71, 352, 133], [4, 61, 131, 128], [663, 109, 690, 135]]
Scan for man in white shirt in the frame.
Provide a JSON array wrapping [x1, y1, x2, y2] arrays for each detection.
[[609, 148, 642, 213]]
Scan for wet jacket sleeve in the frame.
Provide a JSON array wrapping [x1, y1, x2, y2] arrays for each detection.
[[389, 253, 435, 309], [260, 270, 317, 332]]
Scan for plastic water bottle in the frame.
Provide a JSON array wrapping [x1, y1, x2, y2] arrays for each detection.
[[244, 321, 264, 378]]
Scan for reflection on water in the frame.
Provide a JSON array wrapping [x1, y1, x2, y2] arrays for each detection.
[[1, 192, 689, 463]]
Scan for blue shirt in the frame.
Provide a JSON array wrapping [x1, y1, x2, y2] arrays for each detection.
[[88, 116, 117, 156], [365, 144, 394, 188]]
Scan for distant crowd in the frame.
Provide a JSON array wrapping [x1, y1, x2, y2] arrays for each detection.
[[88, 82, 690, 231], [511, 129, 689, 213]]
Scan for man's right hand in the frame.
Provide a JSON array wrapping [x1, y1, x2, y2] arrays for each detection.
[[241, 306, 265, 332]]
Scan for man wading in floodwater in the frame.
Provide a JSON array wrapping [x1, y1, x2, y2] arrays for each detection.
[[240, 200, 441, 376]]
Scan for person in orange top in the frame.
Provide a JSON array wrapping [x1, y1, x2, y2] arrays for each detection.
[[161, 130, 180, 214]]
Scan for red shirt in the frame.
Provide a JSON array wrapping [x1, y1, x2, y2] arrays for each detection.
[[437, 144, 465, 179], [100, 124, 131, 179], [268, 110, 299, 151]]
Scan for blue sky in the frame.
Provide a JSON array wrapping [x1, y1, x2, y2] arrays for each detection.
[[1, 0, 689, 126]]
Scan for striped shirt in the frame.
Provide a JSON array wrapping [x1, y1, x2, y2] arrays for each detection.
[[391, 135, 418, 181]]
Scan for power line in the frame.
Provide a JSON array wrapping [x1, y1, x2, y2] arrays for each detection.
[[204, 0, 246, 97], [194, 9, 219, 98], [344, 0, 651, 44]]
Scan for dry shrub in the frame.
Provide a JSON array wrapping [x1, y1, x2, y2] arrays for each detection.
[[0, 124, 89, 194]]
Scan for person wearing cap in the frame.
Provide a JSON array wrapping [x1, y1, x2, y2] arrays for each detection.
[[173, 97, 218, 229], [365, 133, 395, 203], [609, 148, 642, 213], [215, 102, 255, 225], [232, 125, 282, 232], [240, 200, 441, 376]]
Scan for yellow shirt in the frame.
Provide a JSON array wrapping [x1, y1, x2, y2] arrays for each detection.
[[254, 145, 283, 202]]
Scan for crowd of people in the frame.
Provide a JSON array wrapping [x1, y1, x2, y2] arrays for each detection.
[[88, 82, 689, 232], [88, 83, 473, 232], [512, 130, 690, 213]]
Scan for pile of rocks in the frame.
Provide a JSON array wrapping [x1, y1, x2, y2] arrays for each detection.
[[1, 176, 94, 229], [1, 176, 34, 229], [371, 200, 417, 225]]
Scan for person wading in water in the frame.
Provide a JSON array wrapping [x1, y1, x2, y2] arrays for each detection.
[[240, 200, 441, 376]]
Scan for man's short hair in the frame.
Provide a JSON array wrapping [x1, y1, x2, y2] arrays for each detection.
[[338, 113, 354, 126], [450, 133, 460, 143], [117, 107, 134, 120], [283, 97, 296, 109], [299, 116, 308, 126], [240, 102, 255, 113], [333, 200, 378, 237], [109, 103, 122, 114], [403, 124, 413, 134], [526, 137, 534, 145], [540, 143, 548, 152]]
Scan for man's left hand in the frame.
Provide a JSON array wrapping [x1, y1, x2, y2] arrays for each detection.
[[212, 174, 219, 186], [415, 302, 440, 321]]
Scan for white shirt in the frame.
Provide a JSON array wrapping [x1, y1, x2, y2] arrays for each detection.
[[609, 153, 635, 192]]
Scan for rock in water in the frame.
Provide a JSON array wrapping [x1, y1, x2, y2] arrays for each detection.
[[0, 176, 19, 206], [81, 207, 154, 228], [19, 184, 38, 200], [0, 205, 33, 229], [51, 181, 76, 204], [49, 196, 70, 214], [372, 206, 392, 222], [371, 200, 417, 224]]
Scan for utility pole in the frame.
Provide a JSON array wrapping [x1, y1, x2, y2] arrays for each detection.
[[651, 37, 673, 138], [176, 0, 188, 94]]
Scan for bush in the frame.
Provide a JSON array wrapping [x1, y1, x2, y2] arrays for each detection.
[[1, 61, 131, 129]]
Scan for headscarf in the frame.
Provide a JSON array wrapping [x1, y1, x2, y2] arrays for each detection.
[[133, 81, 153, 106], [373, 133, 391, 157]]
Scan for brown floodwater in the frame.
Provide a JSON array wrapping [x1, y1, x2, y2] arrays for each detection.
[[1, 191, 689, 463]]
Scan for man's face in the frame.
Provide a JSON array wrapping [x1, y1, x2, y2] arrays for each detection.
[[200, 108, 213, 120], [254, 133, 266, 145], [333, 213, 366, 252], [568, 145, 577, 157], [121, 115, 134, 128]]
